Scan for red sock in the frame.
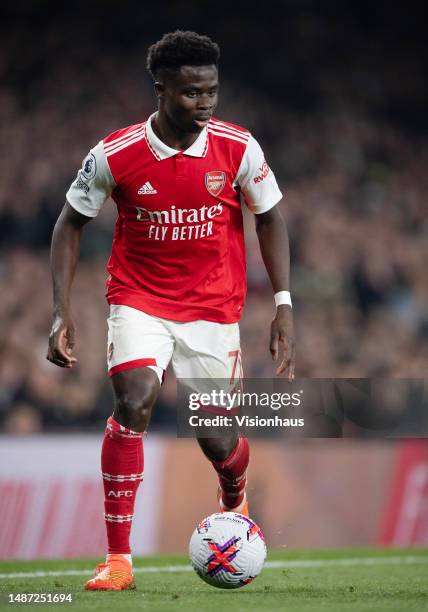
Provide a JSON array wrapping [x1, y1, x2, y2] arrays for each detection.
[[211, 437, 249, 509], [102, 416, 143, 555]]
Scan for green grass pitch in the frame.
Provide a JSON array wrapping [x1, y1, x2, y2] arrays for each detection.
[[0, 548, 427, 612]]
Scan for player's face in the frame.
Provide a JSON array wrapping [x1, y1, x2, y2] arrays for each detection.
[[158, 65, 219, 133]]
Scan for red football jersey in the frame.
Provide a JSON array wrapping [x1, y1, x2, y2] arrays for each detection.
[[67, 113, 282, 323]]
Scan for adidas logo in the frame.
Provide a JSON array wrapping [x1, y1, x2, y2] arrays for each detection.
[[138, 181, 157, 195]]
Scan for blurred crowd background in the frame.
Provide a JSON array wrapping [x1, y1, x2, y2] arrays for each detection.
[[1, 0, 427, 433]]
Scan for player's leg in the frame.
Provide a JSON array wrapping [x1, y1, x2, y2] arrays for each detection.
[[198, 434, 250, 514], [171, 319, 250, 515], [100, 366, 159, 566], [86, 306, 173, 591]]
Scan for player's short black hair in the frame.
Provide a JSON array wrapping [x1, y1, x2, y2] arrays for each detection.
[[146, 30, 220, 79]]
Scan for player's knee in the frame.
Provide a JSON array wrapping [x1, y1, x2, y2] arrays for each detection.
[[115, 382, 157, 431], [111, 367, 160, 431]]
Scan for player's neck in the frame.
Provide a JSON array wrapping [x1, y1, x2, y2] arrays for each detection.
[[152, 111, 201, 151]]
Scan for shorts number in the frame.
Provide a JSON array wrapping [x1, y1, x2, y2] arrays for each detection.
[[228, 349, 243, 384]]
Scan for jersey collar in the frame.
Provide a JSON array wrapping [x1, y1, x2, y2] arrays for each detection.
[[145, 112, 208, 160]]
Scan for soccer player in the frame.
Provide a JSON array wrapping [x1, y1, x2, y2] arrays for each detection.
[[47, 31, 295, 591]]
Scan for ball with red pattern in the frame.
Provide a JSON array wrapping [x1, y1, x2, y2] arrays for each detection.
[[189, 512, 267, 589]]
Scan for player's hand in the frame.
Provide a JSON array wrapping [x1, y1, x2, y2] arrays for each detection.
[[47, 314, 78, 368], [270, 305, 296, 381]]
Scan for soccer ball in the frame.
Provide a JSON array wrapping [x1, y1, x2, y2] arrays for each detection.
[[189, 512, 267, 589]]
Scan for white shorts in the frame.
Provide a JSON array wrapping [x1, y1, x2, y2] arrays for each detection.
[[107, 305, 242, 385]]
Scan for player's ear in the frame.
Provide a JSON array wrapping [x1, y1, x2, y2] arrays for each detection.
[[154, 81, 165, 99]]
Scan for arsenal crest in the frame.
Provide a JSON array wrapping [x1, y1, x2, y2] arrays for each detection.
[[205, 171, 226, 197]]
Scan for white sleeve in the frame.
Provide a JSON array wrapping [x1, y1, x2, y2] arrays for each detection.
[[66, 141, 116, 217], [235, 135, 283, 214]]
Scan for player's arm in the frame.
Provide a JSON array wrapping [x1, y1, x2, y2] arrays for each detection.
[[255, 205, 295, 380], [237, 135, 296, 380], [47, 142, 115, 368], [47, 203, 92, 368]]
